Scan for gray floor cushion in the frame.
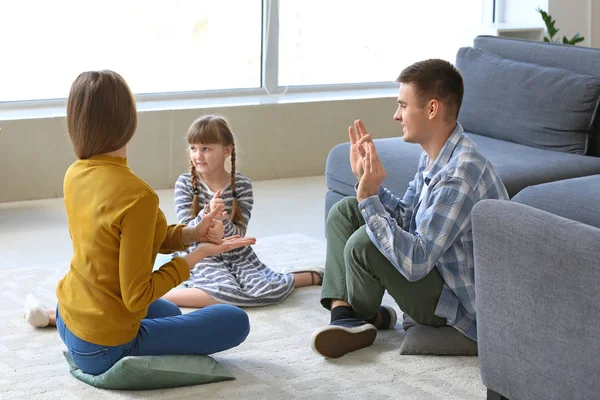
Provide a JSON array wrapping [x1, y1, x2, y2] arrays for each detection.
[[400, 314, 478, 356]]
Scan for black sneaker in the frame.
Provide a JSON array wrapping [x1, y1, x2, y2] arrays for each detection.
[[310, 318, 377, 358], [378, 305, 398, 330]]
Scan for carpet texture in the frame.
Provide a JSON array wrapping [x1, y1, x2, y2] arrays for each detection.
[[0, 233, 485, 399]]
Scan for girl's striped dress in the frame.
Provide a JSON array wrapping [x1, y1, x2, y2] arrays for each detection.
[[173, 171, 295, 306]]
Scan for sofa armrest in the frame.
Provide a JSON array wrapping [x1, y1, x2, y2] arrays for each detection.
[[472, 200, 600, 400]]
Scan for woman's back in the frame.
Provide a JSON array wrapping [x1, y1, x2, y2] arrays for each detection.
[[64, 154, 154, 263], [58, 154, 171, 346]]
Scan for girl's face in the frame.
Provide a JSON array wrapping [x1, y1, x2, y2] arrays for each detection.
[[189, 142, 231, 176]]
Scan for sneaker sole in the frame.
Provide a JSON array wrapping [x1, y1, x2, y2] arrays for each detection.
[[311, 324, 377, 358]]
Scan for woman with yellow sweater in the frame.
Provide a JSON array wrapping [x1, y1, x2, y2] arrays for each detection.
[[23, 70, 255, 376]]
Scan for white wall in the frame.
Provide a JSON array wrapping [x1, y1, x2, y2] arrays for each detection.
[[1, 0, 599, 204], [549, 0, 592, 47], [502, 0, 598, 48], [0, 97, 400, 203], [594, 0, 600, 47]]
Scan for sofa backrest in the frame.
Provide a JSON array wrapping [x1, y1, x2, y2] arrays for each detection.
[[464, 35, 600, 157]]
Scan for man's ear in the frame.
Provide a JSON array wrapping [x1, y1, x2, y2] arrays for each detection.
[[428, 100, 439, 120]]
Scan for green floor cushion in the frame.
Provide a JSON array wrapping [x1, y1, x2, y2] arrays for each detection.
[[63, 351, 235, 390], [399, 314, 478, 356]]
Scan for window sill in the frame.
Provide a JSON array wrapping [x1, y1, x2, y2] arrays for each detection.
[[0, 86, 398, 121]]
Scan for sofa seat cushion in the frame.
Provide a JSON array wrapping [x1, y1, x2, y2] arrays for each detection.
[[468, 133, 600, 196], [512, 175, 600, 228], [325, 134, 600, 203]]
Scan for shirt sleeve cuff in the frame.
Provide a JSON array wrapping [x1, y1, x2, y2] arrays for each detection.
[[354, 182, 385, 197], [358, 195, 388, 221]]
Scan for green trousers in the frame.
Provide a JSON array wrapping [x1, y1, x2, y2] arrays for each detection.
[[321, 197, 447, 327]]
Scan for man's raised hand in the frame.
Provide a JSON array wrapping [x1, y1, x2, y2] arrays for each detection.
[[357, 142, 387, 203], [349, 120, 374, 180]]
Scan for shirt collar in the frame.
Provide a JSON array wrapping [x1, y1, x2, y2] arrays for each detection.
[[423, 122, 464, 184]]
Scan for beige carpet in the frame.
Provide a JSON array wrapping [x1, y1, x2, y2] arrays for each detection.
[[0, 233, 485, 399]]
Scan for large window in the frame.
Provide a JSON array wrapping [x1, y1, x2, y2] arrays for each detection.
[[0, 0, 262, 102], [278, 0, 485, 86], [0, 0, 488, 104]]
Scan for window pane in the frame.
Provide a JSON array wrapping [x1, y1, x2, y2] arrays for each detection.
[[279, 0, 485, 86], [0, 0, 262, 102]]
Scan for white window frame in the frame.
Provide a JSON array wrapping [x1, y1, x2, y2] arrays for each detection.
[[0, 0, 494, 120]]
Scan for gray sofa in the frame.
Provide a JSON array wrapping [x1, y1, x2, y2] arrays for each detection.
[[461, 41, 600, 400], [324, 35, 600, 220], [472, 174, 600, 400]]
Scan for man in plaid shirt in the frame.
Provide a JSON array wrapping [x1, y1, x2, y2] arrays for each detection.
[[312, 59, 509, 359]]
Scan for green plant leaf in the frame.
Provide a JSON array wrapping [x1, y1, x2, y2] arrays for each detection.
[[562, 34, 585, 45], [536, 7, 584, 45], [537, 8, 559, 39], [548, 21, 558, 37]]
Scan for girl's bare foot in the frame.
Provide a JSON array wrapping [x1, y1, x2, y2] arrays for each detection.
[[283, 268, 324, 288]]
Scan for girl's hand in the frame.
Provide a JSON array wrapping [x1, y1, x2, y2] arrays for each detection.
[[194, 205, 224, 243], [207, 219, 224, 244], [209, 190, 226, 221]]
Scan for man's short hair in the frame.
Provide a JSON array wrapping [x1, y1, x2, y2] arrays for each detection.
[[396, 59, 464, 119]]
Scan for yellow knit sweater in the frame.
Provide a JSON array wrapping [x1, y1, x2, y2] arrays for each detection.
[[57, 154, 190, 346]]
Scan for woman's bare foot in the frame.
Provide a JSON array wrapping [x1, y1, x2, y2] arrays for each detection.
[[48, 309, 56, 326], [24, 294, 55, 327]]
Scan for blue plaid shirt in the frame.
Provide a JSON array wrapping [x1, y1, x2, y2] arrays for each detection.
[[358, 123, 508, 341]]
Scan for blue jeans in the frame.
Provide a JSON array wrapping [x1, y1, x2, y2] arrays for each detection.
[[56, 299, 250, 375]]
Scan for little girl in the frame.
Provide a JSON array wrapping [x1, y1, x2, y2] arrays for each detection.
[[163, 115, 323, 308]]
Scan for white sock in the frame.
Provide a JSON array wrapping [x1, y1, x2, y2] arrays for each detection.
[[24, 294, 50, 328]]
